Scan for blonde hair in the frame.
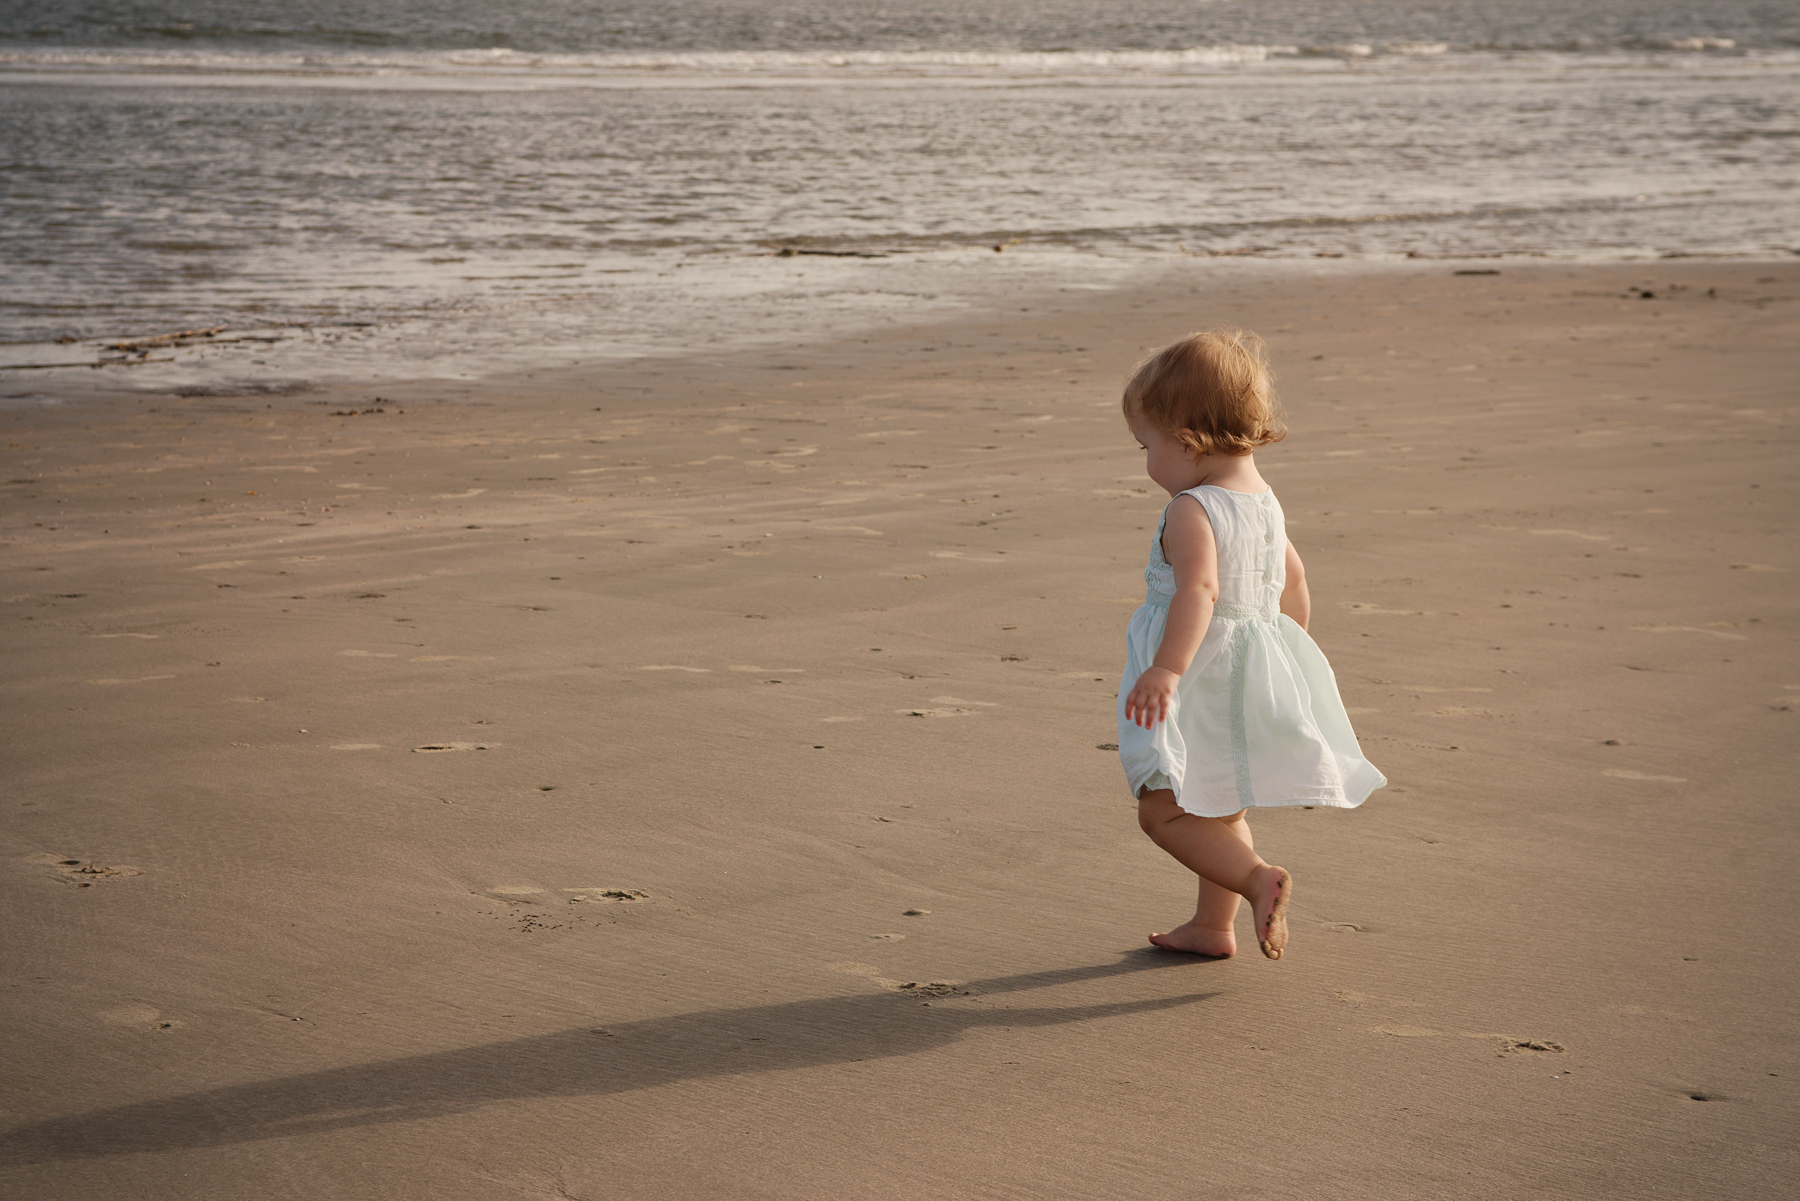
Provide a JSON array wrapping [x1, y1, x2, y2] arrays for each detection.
[[1122, 329, 1286, 457]]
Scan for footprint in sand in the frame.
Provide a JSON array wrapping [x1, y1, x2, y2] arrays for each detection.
[[899, 698, 995, 718], [894, 981, 970, 997], [1464, 1033, 1566, 1055], [413, 741, 492, 753], [1346, 603, 1429, 616], [30, 854, 142, 887], [826, 962, 968, 995], [563, 887, 649, 903]]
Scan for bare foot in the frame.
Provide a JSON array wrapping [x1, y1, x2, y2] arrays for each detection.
[[1252, 866, 1292, 960], [1148, 918, 1236, 958]]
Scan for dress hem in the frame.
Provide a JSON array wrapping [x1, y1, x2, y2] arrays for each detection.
[[1128, 765, 1385, 818], [1172, 792, 1375, 819]]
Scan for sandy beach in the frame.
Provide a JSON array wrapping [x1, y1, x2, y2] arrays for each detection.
[[2, 258, 1796, 1199]]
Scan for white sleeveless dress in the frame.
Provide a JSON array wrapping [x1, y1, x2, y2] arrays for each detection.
[[1117, 486, 1386, 818]]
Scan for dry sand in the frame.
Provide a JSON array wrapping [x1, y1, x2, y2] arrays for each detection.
[[2, 259, 1796, 1199]]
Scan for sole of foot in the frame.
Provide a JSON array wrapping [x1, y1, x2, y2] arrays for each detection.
[[1258, 867, 1292, 960]]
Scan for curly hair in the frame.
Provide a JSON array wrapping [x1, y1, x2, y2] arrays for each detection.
[[1122, 329, 1286, 457]]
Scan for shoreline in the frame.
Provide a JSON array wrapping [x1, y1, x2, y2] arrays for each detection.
[[2, 256, 1796, 1198], [8, 252, 1798, 412]]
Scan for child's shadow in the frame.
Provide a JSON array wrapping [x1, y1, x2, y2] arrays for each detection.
[[4, 950, 1213, 1162]]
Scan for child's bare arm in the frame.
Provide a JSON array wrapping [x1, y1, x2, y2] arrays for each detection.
[[1123, 496, 1218, 728], [1280, 542, 1310, 631], [1153, 498, 1219, 674]]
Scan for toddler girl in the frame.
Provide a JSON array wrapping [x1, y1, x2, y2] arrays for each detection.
[[1118, 330, 1385, 960]]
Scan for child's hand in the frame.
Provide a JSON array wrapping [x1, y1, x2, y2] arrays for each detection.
[[1124, 666, 1180, 728]]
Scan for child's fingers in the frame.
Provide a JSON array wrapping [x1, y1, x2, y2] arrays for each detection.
[[1123, 673, 1176, 728], [1126, 689, 1165, 728]]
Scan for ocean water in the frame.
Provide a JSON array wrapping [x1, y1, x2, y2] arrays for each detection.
[[2, 0, 1797, 390]]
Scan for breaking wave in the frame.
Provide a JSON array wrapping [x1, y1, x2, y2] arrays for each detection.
[[0, 37, 1760, 79]]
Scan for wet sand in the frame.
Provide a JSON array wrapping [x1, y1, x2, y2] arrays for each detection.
[[2, 259, 1796, 1199]]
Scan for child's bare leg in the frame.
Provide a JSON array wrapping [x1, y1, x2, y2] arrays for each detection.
[[1147, 811, 1254, 956], [1137, 790, 1293, 960]]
